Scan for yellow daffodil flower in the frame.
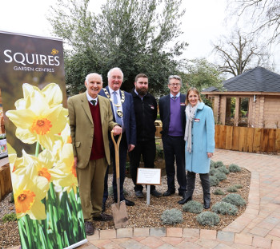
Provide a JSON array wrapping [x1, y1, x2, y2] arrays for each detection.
[[6, 84, 68, 150], [54, 143, 78, 193], [13, 173, 48, 220]]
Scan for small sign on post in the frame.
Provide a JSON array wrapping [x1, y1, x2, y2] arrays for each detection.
[[136, 168, 161, 205]]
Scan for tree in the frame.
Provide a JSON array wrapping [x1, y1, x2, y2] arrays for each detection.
[[212, 29, 272, 76], [227, 0, 280, 43], [48, 0, 188, 95], [180, 58, 224, 92]]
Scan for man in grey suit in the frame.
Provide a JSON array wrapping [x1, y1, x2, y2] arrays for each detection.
[[68, 73, 122, 235]]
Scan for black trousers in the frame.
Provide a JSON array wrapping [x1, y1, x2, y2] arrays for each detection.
[[185, 171, 210, 203], [162, 135, 186, 193], [129, 139, 156, 192]]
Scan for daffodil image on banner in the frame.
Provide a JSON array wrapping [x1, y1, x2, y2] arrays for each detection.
[[6, 83, 86, 249]]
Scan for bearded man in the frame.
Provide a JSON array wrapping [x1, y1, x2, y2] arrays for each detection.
[[129, 73, 162, 198]]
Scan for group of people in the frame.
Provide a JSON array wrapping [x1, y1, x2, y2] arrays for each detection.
[[68, 67, 215, 236]]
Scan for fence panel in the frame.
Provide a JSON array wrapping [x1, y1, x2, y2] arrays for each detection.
[[154, 125, 280, 153], [215, 125, 280, 153]]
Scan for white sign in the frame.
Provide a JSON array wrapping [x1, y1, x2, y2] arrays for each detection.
[[137, 168, 161, 185]]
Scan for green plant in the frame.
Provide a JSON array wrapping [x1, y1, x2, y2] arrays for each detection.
[[222, 193, 246, 207], [161, 208, 183, 225], [155, 146, 164, 160], [210, 175, 219, 186], [228, 164, 241, 172], [234, 184, 243, 189], [210, 160, 215, 168], [213, 188, 225, 195], [215, 171, 227, 181], [209, 168, 219, 176], [182, 201, 203, 214], [2, 213, 17, 223], [196, 211, 220, 226], [214, 161, 224, 168], [227, 186, 238, 192], [217, 166, 229, 174], [211, 202, 238, 215]]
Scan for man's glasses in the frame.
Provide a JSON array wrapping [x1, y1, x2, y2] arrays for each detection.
[[169, 83, 180, 87]]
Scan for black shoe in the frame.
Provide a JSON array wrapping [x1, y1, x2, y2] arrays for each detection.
[[163, 190, 175, 196], [151, 189, 162, 197], [204, 201, 210, 209], [102, 202, 106, 212], [178, 192, 192, 205], [85, 221, 95, 236], [124, 198, 135, 206], [135, 190, 144, 198], [93, 213, 113, 221], [116, 198, 135, 206]]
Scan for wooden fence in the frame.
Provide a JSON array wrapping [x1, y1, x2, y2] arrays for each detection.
[[215, 125, 280, 153], [156, 125, 280, 153]]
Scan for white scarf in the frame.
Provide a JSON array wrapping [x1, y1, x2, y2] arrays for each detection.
[[184, 101, 200, 153]]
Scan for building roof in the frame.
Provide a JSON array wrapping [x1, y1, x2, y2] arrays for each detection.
[[202, 66, 280, 93]]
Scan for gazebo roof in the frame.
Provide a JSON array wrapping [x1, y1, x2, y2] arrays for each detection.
[[202, 66, 280, 93]]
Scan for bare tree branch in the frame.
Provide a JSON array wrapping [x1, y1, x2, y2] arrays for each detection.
[[212, 29, 272, 76]]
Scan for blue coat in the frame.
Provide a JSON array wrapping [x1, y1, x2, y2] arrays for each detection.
[[185, 102, 215, 174]]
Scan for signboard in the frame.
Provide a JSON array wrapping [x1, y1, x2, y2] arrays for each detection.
[[0, 31, 86, 249], [137, 168, 161, 185]]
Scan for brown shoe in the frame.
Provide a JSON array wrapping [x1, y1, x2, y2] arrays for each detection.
[[93, 213, 113, 221], [85, 221, 95, 235]]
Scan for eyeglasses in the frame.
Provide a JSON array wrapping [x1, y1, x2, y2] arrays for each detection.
[[169, 83, 181, 87]]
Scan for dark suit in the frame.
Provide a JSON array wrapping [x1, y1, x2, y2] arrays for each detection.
[[159, 94, 187, 194], [99, 87, 136, 201], [68, 92, 116, 220]]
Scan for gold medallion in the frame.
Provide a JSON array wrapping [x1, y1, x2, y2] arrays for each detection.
[[117, 110, 123, 117]]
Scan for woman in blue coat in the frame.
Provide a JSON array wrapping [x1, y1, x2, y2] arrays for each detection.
[[178, 87, 215, 209]]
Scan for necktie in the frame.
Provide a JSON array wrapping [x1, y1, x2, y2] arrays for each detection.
[[91, 100, 96, 106], [172, 96, 177, 100], [113, 91, 122, 125]]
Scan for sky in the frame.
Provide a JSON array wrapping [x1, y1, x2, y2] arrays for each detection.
[[0, 0, 279, 74]]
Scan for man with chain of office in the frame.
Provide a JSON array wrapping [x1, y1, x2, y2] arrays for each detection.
[[99, 67, 137, 210]]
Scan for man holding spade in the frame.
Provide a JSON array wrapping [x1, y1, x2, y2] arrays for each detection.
[[68, 73, 122, 235]]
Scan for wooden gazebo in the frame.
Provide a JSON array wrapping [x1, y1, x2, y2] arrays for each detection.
[[202, 67, 280, 129]]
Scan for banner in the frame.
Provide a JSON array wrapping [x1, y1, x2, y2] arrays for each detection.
[[0, 31, 86, 249]]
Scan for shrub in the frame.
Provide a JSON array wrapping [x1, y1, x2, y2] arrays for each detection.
[[215, 171, 227, 181], [222, 193, 246, 207], [213, 188, 225, 195], [234, 184, 243, 189], [229, 164, 241, 172], [210, 175, 219, 186], [182, 201, 203, 214], [161, 209, 183, 225], [196, 211, 220, 226], [214, 161, 224, 168], [211, 202, 238, 215], [2, 213, 17, 223], [210, 160, 215, 168], [217, 166, 229, 174], [209, 168, 219, 176], [227, 186, 238, 192]]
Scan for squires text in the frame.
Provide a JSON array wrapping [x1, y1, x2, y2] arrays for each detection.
[[3, 50, 60, 66]]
